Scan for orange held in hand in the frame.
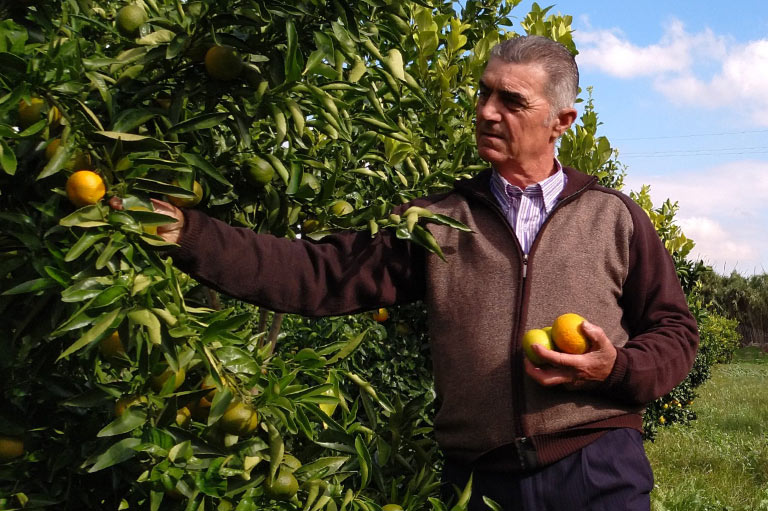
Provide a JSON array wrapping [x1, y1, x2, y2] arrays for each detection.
[[521, 327, 555, 365], [551, 313, 589, 354], [66, 170, 105, 207]]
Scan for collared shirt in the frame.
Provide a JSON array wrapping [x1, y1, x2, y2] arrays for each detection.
[[490, 160, 567, 254]]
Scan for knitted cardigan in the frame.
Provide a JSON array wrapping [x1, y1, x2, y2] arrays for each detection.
[[171, 166, 699, 468]]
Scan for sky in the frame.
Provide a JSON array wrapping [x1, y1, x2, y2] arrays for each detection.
[[512, 1, 768, 275]]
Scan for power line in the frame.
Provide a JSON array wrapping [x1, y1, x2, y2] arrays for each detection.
[[613, 128, 768, 141], [622, 145, 768, 156]]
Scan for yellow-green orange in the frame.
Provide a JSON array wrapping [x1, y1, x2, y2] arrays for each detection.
[[150, 366, 186, 392], [66, 170, 105, 207], [116, 4, 147, 37], [114, 395, 147, 417], [551, 313, 589, 355], [167, 180, 203, 208], [219, 401, 259, 436], [265, 470, 299, 500], [18, 98, 44, 128], [204, 46, 243, 81], [382, 505, 404, 511], [521, 328, 555, 365], [0, 436, 24, 461], [245, 156, 274, 186]]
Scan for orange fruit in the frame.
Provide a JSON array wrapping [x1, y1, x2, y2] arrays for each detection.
[[0, 436, 24, 461], [66, 170, 105, 207], [372, 308, 389, 322], [244, 156, 274, 187], [551, 313, 589, 354], [204, 45, 243, 81], [151, 366, 186, 392], [219, 401, 259, 436], [116, 4, 147, 37], [167, 180, 203, 208], [301, 218, 320, 234], [18, 98, 44, 128], [175, 407, 192, 428], [521, 328, 555, 365], [114, 395, 147, 417], [264, 470, 299, 500], [382, 505, 404, 511], [99, 331, 126, 359], [45, 138, 61, 161]]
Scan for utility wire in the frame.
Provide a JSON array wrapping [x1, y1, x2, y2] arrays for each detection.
[[614, 128, 768, 141]]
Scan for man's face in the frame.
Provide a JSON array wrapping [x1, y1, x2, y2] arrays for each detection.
[[475, 59, 559, 170]]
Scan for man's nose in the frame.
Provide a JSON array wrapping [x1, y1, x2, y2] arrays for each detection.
[[476, 95, 501, 122]]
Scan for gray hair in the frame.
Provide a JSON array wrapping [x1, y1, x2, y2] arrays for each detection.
[[489, 35, 579, 116]]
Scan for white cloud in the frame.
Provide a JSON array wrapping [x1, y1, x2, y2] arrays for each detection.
[[622, 160, 768, 275], [575, 20, 768, 126]]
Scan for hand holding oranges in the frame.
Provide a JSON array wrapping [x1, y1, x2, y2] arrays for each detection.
[[522, 313, 618, 388]]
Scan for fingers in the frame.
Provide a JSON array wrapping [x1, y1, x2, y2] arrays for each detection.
[[525, 320, 618, 388]]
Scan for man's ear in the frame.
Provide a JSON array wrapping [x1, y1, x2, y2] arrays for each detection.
[[551, 107, 578, 138]]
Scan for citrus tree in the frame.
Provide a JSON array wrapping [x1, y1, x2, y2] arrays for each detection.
[[0, 0, 713, 509]]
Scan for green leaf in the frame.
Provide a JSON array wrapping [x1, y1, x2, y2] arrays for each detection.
[[57, 308, 122, 360], [429, 214, 473, 232], [0, 139, 17, 175], [180, 152, 231, 187], [59, 206, 108, 228], [131, 178, 196, 198], [1, 277, 57, 295], [354, 435, 372, 490], [94, 131, 171, 152], [293, 456, 349, 480], [65, 232, 107, 262], [88, 437, 141, 472], [207, 386, 233, 427], [326, 330, 367, 365], [284, 19, 303, 82], [111, 108, 157, 133], [127, 308, 162, 345], [201, 313, 250, 343], [97, 407, 147, 437], [166, 113, 229, 135]]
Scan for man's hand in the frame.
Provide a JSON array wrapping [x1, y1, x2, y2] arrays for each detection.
[[524, 320, 617, 390], [108, 197, 185, 244]]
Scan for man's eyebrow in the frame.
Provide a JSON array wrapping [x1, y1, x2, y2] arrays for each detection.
[[477, 80, 528, 105]]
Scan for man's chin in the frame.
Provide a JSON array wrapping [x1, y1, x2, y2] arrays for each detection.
[[477, 146, 506, 166]]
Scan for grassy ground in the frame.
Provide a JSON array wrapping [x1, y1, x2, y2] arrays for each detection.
[[645, 347, 768, 511]]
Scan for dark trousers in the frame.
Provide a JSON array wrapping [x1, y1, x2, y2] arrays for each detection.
[[442, 429, 654, 511]]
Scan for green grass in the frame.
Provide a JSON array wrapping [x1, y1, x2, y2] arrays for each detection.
[[645, 347, 768, 511]]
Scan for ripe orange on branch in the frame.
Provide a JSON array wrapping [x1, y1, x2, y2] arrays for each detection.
[[0, 436, 24, 461], [66, 170, 105, 207], [204, 45, 243, 81]]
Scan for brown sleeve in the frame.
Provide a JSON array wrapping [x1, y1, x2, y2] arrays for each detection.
[[169, 209, 426, 317], [599, 196, 699, 405]]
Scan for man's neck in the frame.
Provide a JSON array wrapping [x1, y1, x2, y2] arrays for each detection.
[[495, 155, 558, 188]]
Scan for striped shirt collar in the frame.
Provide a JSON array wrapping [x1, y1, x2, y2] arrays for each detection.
[[490, 159, 566, 216]]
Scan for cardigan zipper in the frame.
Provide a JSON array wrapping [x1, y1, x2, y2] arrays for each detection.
[[459, 174, 597, 442]]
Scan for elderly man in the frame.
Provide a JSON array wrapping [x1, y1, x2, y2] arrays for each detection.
[[148, 35, 698, 510]]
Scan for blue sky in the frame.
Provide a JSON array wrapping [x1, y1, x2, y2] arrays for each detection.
[[512, 1, 768, 275]]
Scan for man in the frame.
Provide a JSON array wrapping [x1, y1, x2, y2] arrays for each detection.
[[146, 35, 698, 510]]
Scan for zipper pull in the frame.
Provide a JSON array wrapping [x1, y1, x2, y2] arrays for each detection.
[[523, 254, 528, 279]]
